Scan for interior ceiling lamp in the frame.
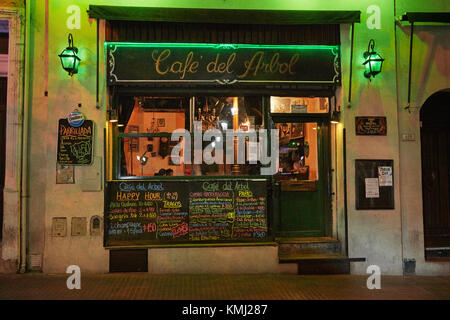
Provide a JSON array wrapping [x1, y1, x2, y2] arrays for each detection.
[[108, 109, 118, 123], [331, 111, 341, 124], [363, 39, 384, 80], [59, 33, 81, 76]]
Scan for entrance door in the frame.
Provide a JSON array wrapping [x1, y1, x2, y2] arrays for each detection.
[[273, 119, 330, 237], [421, 90, 450, 248], [0, 77, 7, 240]]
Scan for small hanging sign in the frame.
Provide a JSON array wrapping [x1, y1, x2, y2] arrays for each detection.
[[355, 117, 387, 136], [67, 109, 85, 127]]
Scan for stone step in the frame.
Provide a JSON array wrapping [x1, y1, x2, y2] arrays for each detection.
[[278, 253, 366, 275], [277, 237, 342, 256]]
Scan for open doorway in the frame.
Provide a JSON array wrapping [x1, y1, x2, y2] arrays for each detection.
[[420, 89, 450, 258]]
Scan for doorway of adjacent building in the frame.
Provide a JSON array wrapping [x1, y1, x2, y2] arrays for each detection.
[[421, 89, 450, 249], [0, 20, 9, 241], [273, 117, 331, 237], [0, 77, 6, 240]]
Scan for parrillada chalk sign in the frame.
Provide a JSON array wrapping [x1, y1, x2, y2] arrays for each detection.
[[106, 43, 341, 85], [57, 113, 94, 165]]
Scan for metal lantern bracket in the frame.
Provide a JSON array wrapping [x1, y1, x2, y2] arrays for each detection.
[[400, 12, 450, 113], [348, 22, 355, 108], [405, 22, 415, 113]]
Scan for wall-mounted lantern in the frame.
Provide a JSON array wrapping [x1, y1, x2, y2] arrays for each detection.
[[363, 39, 384, 80], [59, 33, 81, 76]]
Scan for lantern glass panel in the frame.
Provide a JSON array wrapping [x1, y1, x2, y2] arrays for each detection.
[[369, 53, 383, 73], [59, 49, 76, 70]]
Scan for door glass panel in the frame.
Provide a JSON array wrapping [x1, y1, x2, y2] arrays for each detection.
[[275, 122, 319, 181]]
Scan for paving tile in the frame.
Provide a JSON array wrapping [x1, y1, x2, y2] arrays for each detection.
[[0, 274, 449, 300]]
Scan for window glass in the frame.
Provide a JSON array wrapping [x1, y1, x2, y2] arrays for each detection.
[[120, 136, 187, 177], [119, 97, 189, 134], [117, 96, 264, 178], [270, 96, 329, 114], [275, 122, 319, 181]]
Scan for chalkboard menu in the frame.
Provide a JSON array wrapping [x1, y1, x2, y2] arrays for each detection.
[[57, 119, 94, 165], [105, 180, 269, 246]]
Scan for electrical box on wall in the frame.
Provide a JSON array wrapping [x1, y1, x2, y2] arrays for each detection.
[[71, 217, 87, 236], [52, 217, 67, 237]]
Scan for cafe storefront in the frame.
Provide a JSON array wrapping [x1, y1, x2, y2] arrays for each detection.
[[97, 13, 350, 273], [2, 0, 448, 276]]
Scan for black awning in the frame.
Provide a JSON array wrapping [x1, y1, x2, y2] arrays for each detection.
[[88, 6, 360, 25], [401, 12, 450, 23]]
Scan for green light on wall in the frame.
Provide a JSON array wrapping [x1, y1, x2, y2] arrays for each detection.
[[59, 33, 81, 76], [363, 39, 384, 80]]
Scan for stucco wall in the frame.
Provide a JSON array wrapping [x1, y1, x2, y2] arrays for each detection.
[[395, 1, 450, 275], [23, 0, 450, 275]]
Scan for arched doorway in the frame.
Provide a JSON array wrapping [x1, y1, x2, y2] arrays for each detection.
[[420, 89, 450, 251]]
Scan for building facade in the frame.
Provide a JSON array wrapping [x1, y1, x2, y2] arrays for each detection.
[[0, 0, 449, 275]]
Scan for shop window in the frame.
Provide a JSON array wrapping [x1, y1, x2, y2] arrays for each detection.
[[117, 96, 264, 178], [270, 96, 329, 114]]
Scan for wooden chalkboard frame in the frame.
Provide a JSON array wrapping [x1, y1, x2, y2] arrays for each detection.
[[104, 179, 271, 246], [355, 159, 394, 210]]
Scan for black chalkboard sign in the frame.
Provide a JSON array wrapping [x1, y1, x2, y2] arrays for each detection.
[[104, 180, 268, 246], [57, 119, 94, 165], [355, 160, 394, 210]]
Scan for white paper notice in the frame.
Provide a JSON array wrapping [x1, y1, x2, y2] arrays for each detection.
[[378, 166, 393, 186], [365, 178, 380, 198]]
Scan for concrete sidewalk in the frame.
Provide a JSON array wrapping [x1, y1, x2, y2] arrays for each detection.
[[0, 273, 449, 300]]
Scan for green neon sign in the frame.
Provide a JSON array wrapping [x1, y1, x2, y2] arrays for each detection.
[[106, 42, 340, 85]]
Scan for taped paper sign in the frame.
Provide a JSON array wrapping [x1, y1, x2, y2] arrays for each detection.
[[365, 178, 380, 198], [378, 166, 393, 187]]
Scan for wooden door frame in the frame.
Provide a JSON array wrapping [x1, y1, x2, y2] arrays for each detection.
[[269, 113, 333, 238]]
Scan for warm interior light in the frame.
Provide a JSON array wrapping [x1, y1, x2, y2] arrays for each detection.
[[220, 121, 228, 131], [331, 110, 341, 124], [108, 109, 118, 123]]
